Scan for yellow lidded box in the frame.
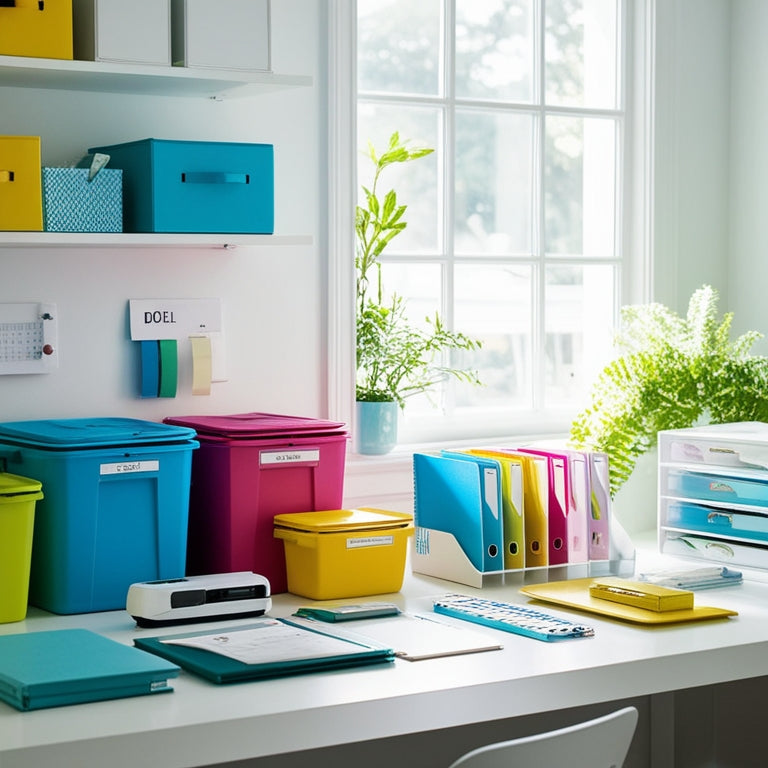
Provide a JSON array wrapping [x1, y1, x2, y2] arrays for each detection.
[[0, 472, 43, 623], [0, 0, 73, 60], [273, 507, 414, 600], [0, 136, 43, 231]]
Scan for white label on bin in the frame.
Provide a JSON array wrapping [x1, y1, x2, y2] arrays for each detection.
[[346, 535, 394, 549], [100, 460, 159, 475], [260, 449, 320, 466]]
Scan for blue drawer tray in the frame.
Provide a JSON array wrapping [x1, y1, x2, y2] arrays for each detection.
[[667, 470, 768, 507], [666, 501, 768, 542]]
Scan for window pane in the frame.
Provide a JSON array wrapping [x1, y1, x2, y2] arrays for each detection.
[[456, 0, 535, 103], [357, 103, 441, 253], [544, 265, 615, 407], [545, 0, 620, 109], [358, 0, 442, 96], [453, 263, 533, 408], [544, 115, 617, 257], [455, 109, 535, 255]]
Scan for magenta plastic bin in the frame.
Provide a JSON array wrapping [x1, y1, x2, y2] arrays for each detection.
[[163, 413, 348, 593]]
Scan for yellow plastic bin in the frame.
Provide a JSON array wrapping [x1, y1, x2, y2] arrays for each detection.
[[273, 508, 413, 600], [0, 473, 43, 623]]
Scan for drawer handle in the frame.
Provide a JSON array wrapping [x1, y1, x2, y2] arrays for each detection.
[[707, 511, 733, 526], [181, 172, 249, 185], [0, 170, 14, 182], [0, 1, 16, 7]]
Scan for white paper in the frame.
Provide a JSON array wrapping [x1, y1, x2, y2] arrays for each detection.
[[161, 619, 369, 665]]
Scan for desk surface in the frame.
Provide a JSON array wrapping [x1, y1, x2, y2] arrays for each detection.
[[1, 538, 766, 768]]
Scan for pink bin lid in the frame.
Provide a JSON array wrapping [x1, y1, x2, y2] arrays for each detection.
[[163, 412, 347, 439]]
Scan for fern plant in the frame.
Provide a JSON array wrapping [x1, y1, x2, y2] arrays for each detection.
[[570, 285, 768, 497]]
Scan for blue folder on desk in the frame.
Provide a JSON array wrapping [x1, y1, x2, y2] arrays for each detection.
[[0, 629, 179, 711], [413, 452, 503, 572]]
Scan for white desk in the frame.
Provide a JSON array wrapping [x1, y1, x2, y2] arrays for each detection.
[[0, 542, 765, 768]]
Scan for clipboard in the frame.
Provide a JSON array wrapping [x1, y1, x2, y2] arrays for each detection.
[[133, 618, 394, 684], [520, 578, 737, 625]]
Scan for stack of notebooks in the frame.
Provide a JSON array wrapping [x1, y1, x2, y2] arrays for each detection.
[[412, 447, 613, 577], [0, 629, 180, 711]]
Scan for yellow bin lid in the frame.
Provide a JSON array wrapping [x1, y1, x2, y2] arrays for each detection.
[[0, 472, 43, 500], [274, 507, 413, 534]]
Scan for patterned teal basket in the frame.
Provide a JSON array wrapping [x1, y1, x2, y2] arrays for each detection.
[[42, 167, 122, 232]]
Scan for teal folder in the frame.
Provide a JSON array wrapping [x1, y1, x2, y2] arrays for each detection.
[[0, 629, 180, 711], [133, 618, 395, 684]]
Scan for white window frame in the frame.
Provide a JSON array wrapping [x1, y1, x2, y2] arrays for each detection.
[[328, 0, 655, 505]]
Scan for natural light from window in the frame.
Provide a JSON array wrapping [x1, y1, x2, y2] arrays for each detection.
[[357, 0, 625, 445]]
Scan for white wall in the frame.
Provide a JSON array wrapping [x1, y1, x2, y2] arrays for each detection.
[[0, 1, 328, 423], [652, 0, 731, 314], [729, 0, 768, 352]]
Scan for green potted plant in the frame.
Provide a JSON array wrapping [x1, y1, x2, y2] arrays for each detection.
[[570, 284, 768, 497], [355, 132, 482, 454]]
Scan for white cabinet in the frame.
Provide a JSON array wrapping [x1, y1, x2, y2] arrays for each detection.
[[658, 422, 768, 570]]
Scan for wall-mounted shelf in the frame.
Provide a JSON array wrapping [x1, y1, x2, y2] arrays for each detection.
[[0, 55, 313, 99], [0, 233, 313, 249]]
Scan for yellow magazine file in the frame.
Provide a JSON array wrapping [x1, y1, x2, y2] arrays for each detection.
[[520, 578, 737, 625], [468, 449, 525, 570]]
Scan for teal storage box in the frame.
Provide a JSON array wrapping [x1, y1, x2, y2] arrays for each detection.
[[0, 418, 198, 614], [88, 138, 274, 234], [42, 167, 123, 232]]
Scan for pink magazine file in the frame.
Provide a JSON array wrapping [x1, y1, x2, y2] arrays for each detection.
[[587, 452, 612, 560], [163, 413, 348, 593]]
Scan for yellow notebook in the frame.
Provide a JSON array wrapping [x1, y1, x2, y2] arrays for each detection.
[[520, 578, 737, 625], [589, 577, 694, 612]]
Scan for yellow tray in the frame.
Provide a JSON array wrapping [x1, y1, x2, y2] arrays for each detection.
[[520, 578, 737, 624]]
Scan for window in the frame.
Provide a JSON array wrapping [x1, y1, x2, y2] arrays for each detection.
[[351, 0, 637, 446]]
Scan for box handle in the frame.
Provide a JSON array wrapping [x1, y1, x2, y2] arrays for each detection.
[[181, 172, 250, 185], [0, 1, 16, 7], [0, 170, 15, 182]]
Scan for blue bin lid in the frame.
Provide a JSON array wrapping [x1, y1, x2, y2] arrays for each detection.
[[0, 418, 197, 449]]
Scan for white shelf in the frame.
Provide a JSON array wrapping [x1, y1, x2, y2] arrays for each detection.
[[0, 55, 312, 98], [0, 232, 313, 249]]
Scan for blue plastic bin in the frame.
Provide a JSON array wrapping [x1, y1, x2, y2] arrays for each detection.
[[88, 138, 274, 234], [0, 418, 198, 614]]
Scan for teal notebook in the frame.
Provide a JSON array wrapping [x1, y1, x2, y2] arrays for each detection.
[[134, 617, 395, 683], [0, 629, 180, 711]]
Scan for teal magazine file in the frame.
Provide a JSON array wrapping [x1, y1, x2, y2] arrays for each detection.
[[133, 617, 395, 684], [413, 452, 487, 572], [0, 628, 180, 711], [440, 451, 505, 572]]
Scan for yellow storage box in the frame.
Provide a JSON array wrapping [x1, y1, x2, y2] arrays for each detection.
[[0, 472, 43, 623], [0, 136, 43, 231], [0, 0, 73, 60], [273, 508, 414, 600]]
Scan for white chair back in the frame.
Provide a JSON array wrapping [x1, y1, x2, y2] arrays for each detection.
[[448, 706, 638, 768]]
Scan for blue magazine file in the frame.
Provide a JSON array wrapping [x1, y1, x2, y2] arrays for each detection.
[[0, 629, 180, 711], [440, 451, 504, 572], [413, 452, 487, 571]]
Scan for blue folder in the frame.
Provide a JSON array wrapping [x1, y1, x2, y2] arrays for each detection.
[[0, 629, 179, 711], [413, 452, 504, 572]]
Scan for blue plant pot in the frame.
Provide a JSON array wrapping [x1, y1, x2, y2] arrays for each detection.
[[356, 401, 399, 455]]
